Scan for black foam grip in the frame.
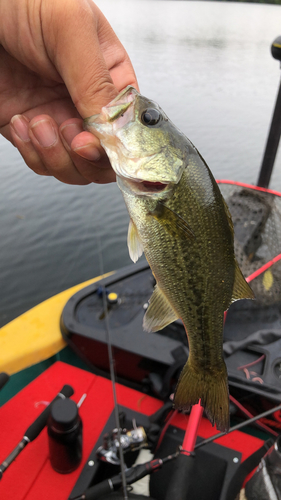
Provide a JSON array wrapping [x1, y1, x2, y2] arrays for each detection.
[[84, 480, 112, 500], [60, 384, 74, 398], [0, 372, 10, 390], [164, 453, 195, 500], [25, 384, 74, 441]]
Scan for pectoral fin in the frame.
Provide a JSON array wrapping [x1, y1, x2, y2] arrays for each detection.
[[143, 284, 179, 332], [150, 202, 195, 240], [231, 261, 255, 303], [127, 219, 143, 263]]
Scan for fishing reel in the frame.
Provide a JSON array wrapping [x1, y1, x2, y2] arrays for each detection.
[[96, 423, 147, 465]]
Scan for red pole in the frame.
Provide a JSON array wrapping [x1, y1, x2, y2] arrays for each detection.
[[181, 402, 204, 455]]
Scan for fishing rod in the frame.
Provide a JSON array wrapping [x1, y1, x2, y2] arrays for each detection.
[[195, 400, 281, 450], [0, 384, 74, 479], [71, 398, 281, 500], [161, 243, 281, 497], [97, 231, 128, 500], [257, 36, 281, 188], [71, 452, 179, 500], [158, 400, 281, 500]]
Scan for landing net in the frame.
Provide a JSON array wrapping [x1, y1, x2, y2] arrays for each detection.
[[218, 181, 281, 306]]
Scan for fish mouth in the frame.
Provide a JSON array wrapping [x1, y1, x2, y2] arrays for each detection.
[[141, 181, 168, 192], [123, 177, 170, 195]]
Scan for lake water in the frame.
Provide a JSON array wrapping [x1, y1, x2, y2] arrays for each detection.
[[1, 0, 281, 327]]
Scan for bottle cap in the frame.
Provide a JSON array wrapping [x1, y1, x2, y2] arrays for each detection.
[[49, 398, 78, 432]]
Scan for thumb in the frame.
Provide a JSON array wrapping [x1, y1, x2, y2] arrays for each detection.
[[43, 0, 129, 117]]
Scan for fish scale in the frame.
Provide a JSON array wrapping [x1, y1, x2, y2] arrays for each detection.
[[85, 85, 254, 432]]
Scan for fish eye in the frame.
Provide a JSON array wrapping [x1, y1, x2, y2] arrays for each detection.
[[141, 108, 162, 126]]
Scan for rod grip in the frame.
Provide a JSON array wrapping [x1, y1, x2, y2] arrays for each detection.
[[0, 373, 10, 391], [84, 480, 113, 500], [24, 384, 74, 441]]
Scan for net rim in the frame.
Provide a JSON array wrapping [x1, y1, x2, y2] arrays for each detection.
[[216, 180, 281, 198]]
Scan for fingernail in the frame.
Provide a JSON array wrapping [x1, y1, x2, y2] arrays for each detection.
[[31, 119, 57, 148], [73, 144, 101, 162], [11, 115, 30, 142], [60, 123, 83, 148]]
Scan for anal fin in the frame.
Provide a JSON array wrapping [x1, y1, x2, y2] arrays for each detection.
[[231, 261, 255, 303], [143, 284, 178, 332]]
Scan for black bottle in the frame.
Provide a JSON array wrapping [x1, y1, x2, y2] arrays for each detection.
[[47, 398, 82, 474]]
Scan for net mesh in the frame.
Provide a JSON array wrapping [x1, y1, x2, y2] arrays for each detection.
[[218, 182, 281, 306]]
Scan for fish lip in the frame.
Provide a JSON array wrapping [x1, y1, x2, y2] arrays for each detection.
[[84, 86, 139, 128], [107, 86, 139, 105]]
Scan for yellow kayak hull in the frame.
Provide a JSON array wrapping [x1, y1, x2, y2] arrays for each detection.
[[0, 273, 113, 375]]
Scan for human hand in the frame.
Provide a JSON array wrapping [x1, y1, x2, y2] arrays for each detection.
[[0, 0, 138, 184]]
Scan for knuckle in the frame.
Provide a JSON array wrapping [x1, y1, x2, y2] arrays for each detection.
[[24, 154, 50, 176]]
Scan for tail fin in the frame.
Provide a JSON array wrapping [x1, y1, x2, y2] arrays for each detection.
[[174, 360, 229, 432]]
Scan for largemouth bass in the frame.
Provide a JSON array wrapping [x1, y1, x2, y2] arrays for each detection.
[[85, 86, 254, 432]]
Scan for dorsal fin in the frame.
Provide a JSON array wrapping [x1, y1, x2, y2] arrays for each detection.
[[143, 284, 179, 332], [127, 219, 143, 263]]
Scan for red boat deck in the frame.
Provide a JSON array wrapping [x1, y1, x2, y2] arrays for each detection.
[[0, 362, 264, 500]]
